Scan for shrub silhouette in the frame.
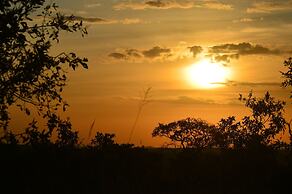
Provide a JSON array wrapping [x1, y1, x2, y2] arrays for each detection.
[[0, 0, 87, 142], [91, 132, 116, 150], [21, 120, 52, 146]]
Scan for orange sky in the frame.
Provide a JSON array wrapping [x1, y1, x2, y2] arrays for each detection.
[[11, 0, 292, 146]]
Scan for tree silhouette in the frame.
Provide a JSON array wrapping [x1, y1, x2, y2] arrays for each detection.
[[238, 92, 286, 148], [281, 57, 292, 144], [0, 0, 87, 143], [91, 132, 116, 150], [152, 118, 215, 149], [281, 57, 292, 98], [153, 92, 287, 149]]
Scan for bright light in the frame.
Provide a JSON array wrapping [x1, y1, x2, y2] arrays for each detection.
[[186, 59, 230, 89]]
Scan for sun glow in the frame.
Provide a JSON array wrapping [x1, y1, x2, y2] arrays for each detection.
[[186, 59, 230, 89]]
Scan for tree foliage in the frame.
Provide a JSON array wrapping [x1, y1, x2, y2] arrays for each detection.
[[153, 92, 288, 149], [91, 132, 116, 150], [281, 57, 292, 98], [0, 0, 88, 144], [152, 118, 215, 149], [281, 57, 292, 143]]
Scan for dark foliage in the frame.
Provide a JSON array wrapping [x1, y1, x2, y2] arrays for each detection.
[[0, 0, 87, 143], [91, 132, 116, 149], [153, 118, 215, 149], [281, 57, 292, 144], [281, 57, 292, 98], [153, 92, 288, 149]]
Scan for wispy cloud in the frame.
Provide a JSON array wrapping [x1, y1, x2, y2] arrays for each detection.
[[247, 0, 292, 13], [114, 0, 195, 10], [65, 15, 115, 24], [215, 80, 281, 87], [155, 96, 217, 105], [201, 0, 233, 11], [232, 17, 264, 23], [114, 0, 233, 11], [120, 18, 143, 24], [85, 3, 101, 8], [66, 16, 143, 25]]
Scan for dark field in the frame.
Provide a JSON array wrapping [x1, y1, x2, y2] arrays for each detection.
[[1, 146, 292, 194]]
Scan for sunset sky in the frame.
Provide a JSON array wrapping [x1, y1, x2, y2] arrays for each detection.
[[14, 0, 292, 146]]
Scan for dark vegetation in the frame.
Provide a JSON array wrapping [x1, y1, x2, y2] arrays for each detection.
[[1, 1, 292, 194]]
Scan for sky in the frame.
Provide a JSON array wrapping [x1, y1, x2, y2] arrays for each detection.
[[13, 0, 292, 146]]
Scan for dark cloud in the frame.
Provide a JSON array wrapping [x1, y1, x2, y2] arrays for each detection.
[[214, 80, 281, 87], [114, 0, 195, 10], [142, 46, 171, 58], [109, 46, 172, 60], [126, 49, 142, 58], [114, 0, 233, 10], [213, 54, 239, 63], [65, 15, 109, 23], [108, 52, 127, 60], [188, 46, 203, 58], [66, 16, 144, 25], [209, 42, 281, 55], [145, 0, 166, 8], [207, 42, 282, 63]]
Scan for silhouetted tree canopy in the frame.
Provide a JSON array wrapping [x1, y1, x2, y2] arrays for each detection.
[[91, 132, 116, 150], [281, 57, 292, 143], [152, 118, 215, 149], [153, 92, 288, 149], [0, 0, 88, 145], [281, 57, 292, 98]]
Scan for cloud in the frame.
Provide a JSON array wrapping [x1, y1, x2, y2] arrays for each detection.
[[213, 54, 239, 63], [154, 96, 217, 105], [65, 16, 143, 25], [114, 0, 195, 10], [216, 80, 281, 87], [142, 46, 171, 58], [188, 46, 203, 58], [120, 18, 142, 24], [247, 1, 292, 13], [201, 0, 233, 11], [207, 42, 281, 63], [85, 3, 101, 8], [145, 0, 168, 8], [232, 17, 264, 23], [65, 15, 115, 24], [114, 0, 233, 11], [174, 96, 215, 104], [108, 52, 127, 60], [126, 49, 143, 58], [209, 42, 281, 56], [109, 46, 172, 60], [109, 42, 287, 63]]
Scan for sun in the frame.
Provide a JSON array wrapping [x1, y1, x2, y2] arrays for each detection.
[[185, 59, 230, 89]]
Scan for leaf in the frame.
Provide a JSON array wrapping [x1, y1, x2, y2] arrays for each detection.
[[25, 108, 31, 116]]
